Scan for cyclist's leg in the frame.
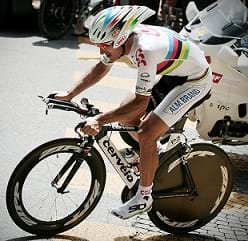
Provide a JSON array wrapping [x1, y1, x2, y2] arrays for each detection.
[[139, 112, 169, 185], [137, 69, 212, 211], [111, 107, 170, 219], [111, 69, 212, 219], [111, 76, 190, 219]]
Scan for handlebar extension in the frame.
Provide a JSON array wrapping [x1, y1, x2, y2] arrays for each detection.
[[39, 95, 100, 117]]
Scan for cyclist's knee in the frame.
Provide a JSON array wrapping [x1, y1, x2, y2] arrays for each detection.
[[138, 113, 169, 145], [138, 123, 158, 146]]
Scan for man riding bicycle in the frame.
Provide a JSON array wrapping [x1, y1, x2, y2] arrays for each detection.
[[55, 5, 212, 219]]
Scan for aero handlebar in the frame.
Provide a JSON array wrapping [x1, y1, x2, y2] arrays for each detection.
[[39, 95, 101, 117]]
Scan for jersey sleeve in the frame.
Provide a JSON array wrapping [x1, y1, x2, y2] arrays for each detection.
[[135, 49, 157, 96], [100, 53, 113, 66]]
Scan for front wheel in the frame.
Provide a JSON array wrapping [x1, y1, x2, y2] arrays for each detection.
[[149, 143, 233, 234], [38, 0, 77, 39], [6, 138, 106, 236]]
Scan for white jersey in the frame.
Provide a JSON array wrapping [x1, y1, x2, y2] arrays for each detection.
[[99, 24, 212, 127], [125, 24, 209, 96]]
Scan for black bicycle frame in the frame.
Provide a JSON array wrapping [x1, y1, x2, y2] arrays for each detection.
[[52, 126, 197, 201]]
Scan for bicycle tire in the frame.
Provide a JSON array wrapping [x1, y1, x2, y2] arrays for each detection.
[[6, 138, 106, 236], [148, 143, 233, 234], [38, 0, 77, 39]]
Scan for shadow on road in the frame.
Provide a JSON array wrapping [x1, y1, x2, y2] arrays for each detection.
[[115, 233, 222, 241], [6, 234, 89, 241], [32, 36, 79, 50], [5, 233, 222, 241]]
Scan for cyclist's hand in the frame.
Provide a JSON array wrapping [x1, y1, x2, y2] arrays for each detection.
[[53, 91, 72, 102], [81, 116, 102, 136]]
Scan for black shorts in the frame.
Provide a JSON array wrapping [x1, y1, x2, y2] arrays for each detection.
[[147, 75, 188, 112]]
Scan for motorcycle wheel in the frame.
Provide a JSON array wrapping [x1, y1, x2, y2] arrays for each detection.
[[38, 0, 77, 40]]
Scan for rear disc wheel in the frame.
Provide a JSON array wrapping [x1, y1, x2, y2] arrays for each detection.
[[149, 143, 233, 234]]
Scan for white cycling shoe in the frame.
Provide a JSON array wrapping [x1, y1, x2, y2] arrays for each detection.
[[110, 192, 153, 219]]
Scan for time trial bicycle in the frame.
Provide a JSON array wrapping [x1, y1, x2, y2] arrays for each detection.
[[6, 95, 233, 235]]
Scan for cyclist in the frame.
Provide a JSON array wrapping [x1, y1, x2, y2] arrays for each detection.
[[55, 5, 212, 219]]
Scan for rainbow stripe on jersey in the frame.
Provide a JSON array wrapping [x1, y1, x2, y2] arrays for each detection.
[[157, 31, 190, 75]]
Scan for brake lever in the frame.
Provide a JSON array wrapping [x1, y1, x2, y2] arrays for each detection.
[[38, 95, 47, 102], [38, 96, 49, 115], [74, 121, 87, 138]]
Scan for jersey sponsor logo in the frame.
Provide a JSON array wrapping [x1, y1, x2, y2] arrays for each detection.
[[136, 86, 152, 96], [164, 87, 204, 114], [212, 72, 223, 84], [135, 48, 147, 67], [140, 72, 151, 82]]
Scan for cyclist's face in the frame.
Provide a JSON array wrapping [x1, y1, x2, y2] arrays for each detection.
[[97, 43, 123, 62]]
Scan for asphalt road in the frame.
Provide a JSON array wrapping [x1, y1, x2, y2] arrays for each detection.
[[0, 23, 137, 241], [1, 24, 248, 241]]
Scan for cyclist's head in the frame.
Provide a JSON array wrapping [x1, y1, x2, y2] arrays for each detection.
[[89, 5, 155, 48]]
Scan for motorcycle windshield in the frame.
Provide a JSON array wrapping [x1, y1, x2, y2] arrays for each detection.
[[199, 0, 248, 39]]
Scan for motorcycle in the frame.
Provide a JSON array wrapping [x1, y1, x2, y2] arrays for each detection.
[[180, 0, 248, 145], [32, 0, 112, 40]]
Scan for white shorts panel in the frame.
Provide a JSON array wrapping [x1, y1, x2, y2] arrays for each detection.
[[153, 70, 213, 127]]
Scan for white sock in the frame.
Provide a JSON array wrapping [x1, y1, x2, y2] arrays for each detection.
[[139, 184, 153, 197], [110, 184, 153, 219]]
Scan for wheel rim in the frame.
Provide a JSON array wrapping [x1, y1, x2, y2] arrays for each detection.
[[19, 152, 93, 223], [7, 140, 106, 235]]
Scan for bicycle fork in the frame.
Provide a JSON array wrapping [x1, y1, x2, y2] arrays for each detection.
[[51, 136, 94, 194]]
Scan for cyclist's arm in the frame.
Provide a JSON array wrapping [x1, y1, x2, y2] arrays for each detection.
[[97, 93, 150, 125], [97, 56, 156, 125], [66, 61, 112, 100]]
